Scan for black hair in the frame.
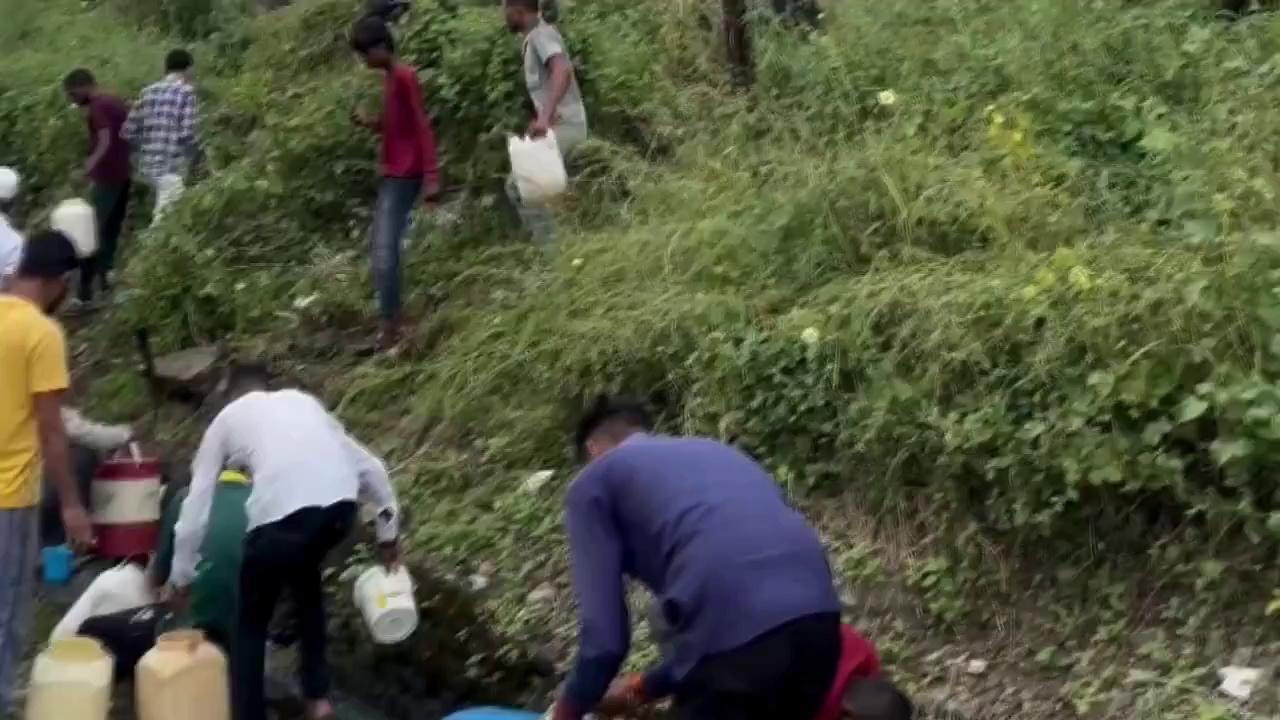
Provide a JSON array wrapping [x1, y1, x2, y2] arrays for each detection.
[[574, 395, 653, 459], [350, 16, 395, 54], [17, 230, 79, 279], [63, 68, 96, 89], [165, 48, 194, 73], [364, 0, 409, 21], [227, 361, 271, 395], [842, 678, 915, 720], [505, 0, 540, 11]]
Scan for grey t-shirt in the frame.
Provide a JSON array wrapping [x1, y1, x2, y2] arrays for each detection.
[[524, 22, 588, 129]]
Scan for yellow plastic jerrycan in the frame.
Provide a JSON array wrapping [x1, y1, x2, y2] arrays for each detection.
[[25, 636, 114, 720], [136, 630, 230, 720]]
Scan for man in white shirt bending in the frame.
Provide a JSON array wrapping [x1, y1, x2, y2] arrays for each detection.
[[168, 362, 401, 720]]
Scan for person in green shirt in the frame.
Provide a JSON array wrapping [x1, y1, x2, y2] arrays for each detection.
[[150, 466, 251, 650]]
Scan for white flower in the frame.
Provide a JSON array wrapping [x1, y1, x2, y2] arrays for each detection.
[[801, 327, 821, 346], [877, 90, 898, 107]]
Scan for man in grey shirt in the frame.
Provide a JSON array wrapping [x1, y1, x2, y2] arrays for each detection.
[[504, 0, 588, 248]]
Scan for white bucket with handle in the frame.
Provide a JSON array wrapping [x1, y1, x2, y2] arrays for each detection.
[[354, 566, 418, 644]]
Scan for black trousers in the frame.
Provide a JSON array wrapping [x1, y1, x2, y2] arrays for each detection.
[[234, 501, 355, 720], [674, 612, 841, 720], [79, 180, 131, 301]]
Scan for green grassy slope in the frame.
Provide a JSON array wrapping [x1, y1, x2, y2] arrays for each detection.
[[6, 0, 1280, 716]]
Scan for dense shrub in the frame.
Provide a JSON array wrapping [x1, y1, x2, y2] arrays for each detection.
[[105, 0, 251, 38], [8, 0, 1280, 581]]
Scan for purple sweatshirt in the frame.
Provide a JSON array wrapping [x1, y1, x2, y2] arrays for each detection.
[[562, 434, 840, 716]]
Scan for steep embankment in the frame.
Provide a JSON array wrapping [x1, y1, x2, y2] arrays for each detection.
[[7, 0, 1280, 717]]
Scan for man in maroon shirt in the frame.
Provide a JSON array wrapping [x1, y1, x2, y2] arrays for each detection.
[[64, 69, 132, 306], [349, 17, 441, 352]]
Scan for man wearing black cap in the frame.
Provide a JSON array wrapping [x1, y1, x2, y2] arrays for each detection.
[[0, 230, 95, 709]]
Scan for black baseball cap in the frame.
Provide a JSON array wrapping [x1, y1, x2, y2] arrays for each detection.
[[17, 230, 79, 279]]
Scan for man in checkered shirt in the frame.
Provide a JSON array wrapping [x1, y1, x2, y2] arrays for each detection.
[[123, 49, 200, 227]]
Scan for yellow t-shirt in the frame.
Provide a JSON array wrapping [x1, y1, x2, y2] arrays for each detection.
[[0, 295, 70, 508]]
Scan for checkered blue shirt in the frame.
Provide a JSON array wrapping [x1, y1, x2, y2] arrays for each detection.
[[123, 75, 199, 179]]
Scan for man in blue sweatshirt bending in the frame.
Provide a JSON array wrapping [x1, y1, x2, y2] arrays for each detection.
[[551, 397, 843, 720]]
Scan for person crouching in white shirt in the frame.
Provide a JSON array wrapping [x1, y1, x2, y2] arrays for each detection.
[[49, 555, 161, 677], [166, 362, 401, 720], [0, 166, 25, 288]]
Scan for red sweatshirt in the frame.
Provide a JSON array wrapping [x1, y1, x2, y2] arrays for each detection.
[[814, 625, 884, 720], [379, 62, 439, 183]]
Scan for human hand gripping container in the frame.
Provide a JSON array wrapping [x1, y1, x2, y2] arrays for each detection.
[[91, 443, 163, 558]]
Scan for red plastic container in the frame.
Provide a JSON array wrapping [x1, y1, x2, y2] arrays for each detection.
[[91, 454, 162, 558]]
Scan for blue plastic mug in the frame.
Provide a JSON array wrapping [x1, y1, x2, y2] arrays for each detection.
[[443, 709, 542, 720], [41, 545, 74, 585]]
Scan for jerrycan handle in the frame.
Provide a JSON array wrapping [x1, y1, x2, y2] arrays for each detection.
[[157, 629, 205, 654], [107, 442, 145, 463]]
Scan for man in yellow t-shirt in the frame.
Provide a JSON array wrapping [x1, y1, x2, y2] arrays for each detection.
[[0, 229, 95, 709]]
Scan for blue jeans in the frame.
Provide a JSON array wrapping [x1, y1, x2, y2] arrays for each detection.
[[0, 507, 37, 710], [370, 177, 422, 322]]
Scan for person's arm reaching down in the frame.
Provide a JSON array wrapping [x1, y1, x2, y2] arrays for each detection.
[[401, 69, 441, 200], [30, 322, 93, 548], [35, 393, 90, 536], [341, 428, 400, 543], [170, 415, 227, 588], [85, 124, 112, 178], [552, 468, 630, 720], [150, 486, 189, 589], [527, 30, 575, 137], [121, 94, 144, 144], [62, 407, 131, 452], [536, 56, 573, 131], [178, 87, 199, 154]]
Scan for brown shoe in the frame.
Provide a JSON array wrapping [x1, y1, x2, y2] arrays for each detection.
[[376, 321, 403, 355]]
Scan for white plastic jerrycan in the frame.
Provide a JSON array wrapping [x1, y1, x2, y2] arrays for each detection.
[[354, 565, 419, 644], [25, 636, 114, 720], [508, 131, 568, 206], [50, 198, 99, 259]]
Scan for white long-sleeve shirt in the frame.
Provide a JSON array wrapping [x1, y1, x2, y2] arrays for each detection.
[[171, 389, 400, 587], [49, 562, 155, 642], [62, 408, 132, 452], [0, 212, 22, 283]]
